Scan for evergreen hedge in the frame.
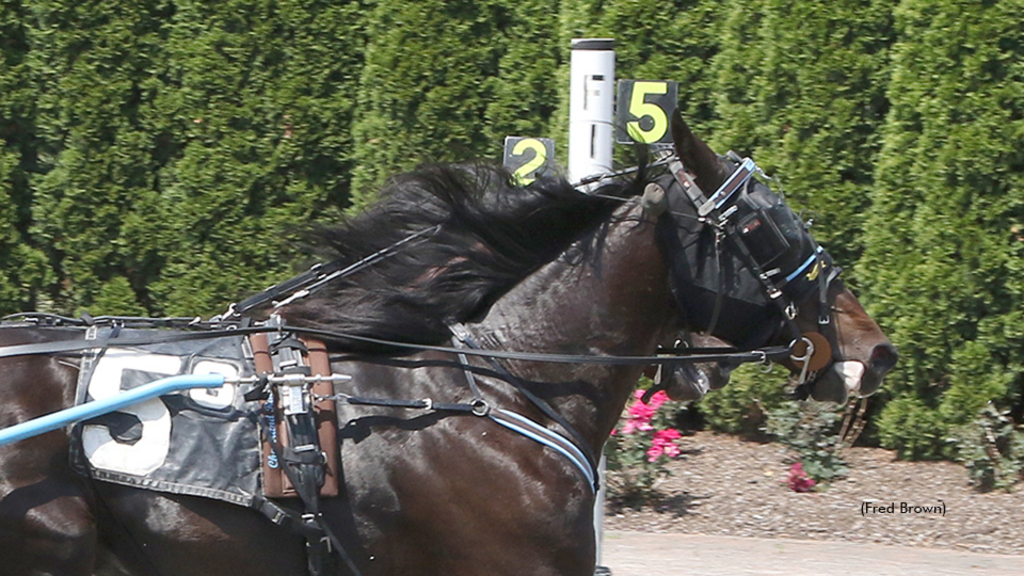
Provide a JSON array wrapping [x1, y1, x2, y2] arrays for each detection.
[[1, 0, 1022, 468]]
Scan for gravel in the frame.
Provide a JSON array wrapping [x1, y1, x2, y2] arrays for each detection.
[[603, 431, 1024, 556]]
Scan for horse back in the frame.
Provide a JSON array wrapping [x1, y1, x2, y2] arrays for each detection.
[[0, 326, 311, 576], [0, 325, 84, 447]]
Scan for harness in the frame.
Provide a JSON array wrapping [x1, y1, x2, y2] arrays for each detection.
[[0, 310, 790, 576], [654, 150, 842, 385], [0, 154, 839, 575]]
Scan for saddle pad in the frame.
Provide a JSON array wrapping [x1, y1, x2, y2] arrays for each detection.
[[69, 328, 264, 506]]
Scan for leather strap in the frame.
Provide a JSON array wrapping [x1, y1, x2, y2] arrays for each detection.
[[0, 323, 794, 366], [449, 324, 599, 477]]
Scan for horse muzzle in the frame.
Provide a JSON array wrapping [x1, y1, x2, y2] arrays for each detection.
[[808, 342, 898, 403]]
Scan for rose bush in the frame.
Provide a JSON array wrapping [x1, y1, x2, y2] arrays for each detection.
[[605, 387, 687, 505]]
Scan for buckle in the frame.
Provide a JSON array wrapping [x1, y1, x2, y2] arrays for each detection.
[[471, 399, 490, 417], [449, 322, 471, 342]]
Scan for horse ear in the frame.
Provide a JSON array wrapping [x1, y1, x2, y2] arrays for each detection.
[[670, 111, 730, 191]]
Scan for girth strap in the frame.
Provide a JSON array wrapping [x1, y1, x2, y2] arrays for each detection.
[[260, 417, 363, 576]]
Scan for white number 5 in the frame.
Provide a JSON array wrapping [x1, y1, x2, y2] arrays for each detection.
[[82, 349, 181, 476]]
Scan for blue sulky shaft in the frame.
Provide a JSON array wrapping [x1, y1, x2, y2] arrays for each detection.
[[0, 373, 227, 447]]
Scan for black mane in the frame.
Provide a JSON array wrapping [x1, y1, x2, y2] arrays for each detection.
[[280, 163, 645, 350]]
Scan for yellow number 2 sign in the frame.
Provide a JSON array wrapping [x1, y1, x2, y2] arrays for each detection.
[[503, 136, 555, 185]]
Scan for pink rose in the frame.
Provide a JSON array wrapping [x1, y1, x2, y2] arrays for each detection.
[[646, 428, 684, 462], [787, 462, 816, 493]]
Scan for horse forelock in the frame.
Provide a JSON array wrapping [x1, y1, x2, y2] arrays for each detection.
[[279, 163, 646, 349]]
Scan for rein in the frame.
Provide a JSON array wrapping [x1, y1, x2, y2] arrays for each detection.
[[2, 151, 828, 376], [0, 314, 794, 366], [217, 224, 444, 319]]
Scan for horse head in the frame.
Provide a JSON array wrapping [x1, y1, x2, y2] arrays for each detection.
[[655, 112, 896, 403]]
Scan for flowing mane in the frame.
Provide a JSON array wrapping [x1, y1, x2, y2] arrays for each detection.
[[279, 163, 646, 349]]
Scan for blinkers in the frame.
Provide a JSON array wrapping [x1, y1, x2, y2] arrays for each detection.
[[655, 153, 841, 347]]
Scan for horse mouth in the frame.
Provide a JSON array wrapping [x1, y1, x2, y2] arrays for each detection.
[[808, 360, 876, 403]]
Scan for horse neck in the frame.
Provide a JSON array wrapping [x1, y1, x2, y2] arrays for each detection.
[[475, 203, 678, 453]]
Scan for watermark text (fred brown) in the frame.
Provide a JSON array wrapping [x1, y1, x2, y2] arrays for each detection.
[[861, 500, 946, 517]]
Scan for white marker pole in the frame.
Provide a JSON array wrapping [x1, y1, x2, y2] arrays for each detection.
[[568, 38, 616, 188], [568, 38, 615, 574]]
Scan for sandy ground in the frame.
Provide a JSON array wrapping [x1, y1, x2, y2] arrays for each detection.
[[600, 531, 1023, 576], [604, 431, 1024, 556]]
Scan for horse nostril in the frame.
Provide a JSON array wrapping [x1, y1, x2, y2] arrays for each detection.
[[870, 343, 898, 373]]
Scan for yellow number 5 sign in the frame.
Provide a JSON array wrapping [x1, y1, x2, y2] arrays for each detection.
[[615, 80, 678, 144]]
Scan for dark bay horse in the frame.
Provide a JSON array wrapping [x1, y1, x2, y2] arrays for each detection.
[[0, 115, 896, 576]]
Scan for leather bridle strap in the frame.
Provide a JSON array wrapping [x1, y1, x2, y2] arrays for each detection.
[[449, 325, 485, 402], [705, 227, 726, 336]]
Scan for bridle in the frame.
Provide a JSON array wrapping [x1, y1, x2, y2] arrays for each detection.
[[653, 149, 844, 387]]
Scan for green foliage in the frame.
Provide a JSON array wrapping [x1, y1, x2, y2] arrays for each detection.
[[952, 405, 1024, 492], [711, 0, 894, 269], [350, 0, 508, 205], [698, 363, 790, 438], [135, 2, 340, 314], [876, 395, 950, 460], [27, 0, 172, 315], [147, 0, 365, 316], [598, 0, 722, 167], [860, 0, 1024, 457], [0, 145, 48, 314], [485, 0, 562, 145], [10, 0, 365, 318], [90, 275, 149, 317], [0, 0, 1020, 471], [0, 1, 50, 314], [764, 400, 849, 484], [939, 341, 1014, 427]]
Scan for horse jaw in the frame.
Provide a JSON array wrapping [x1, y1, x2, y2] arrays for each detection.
[[660, 334, 735, 401]]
